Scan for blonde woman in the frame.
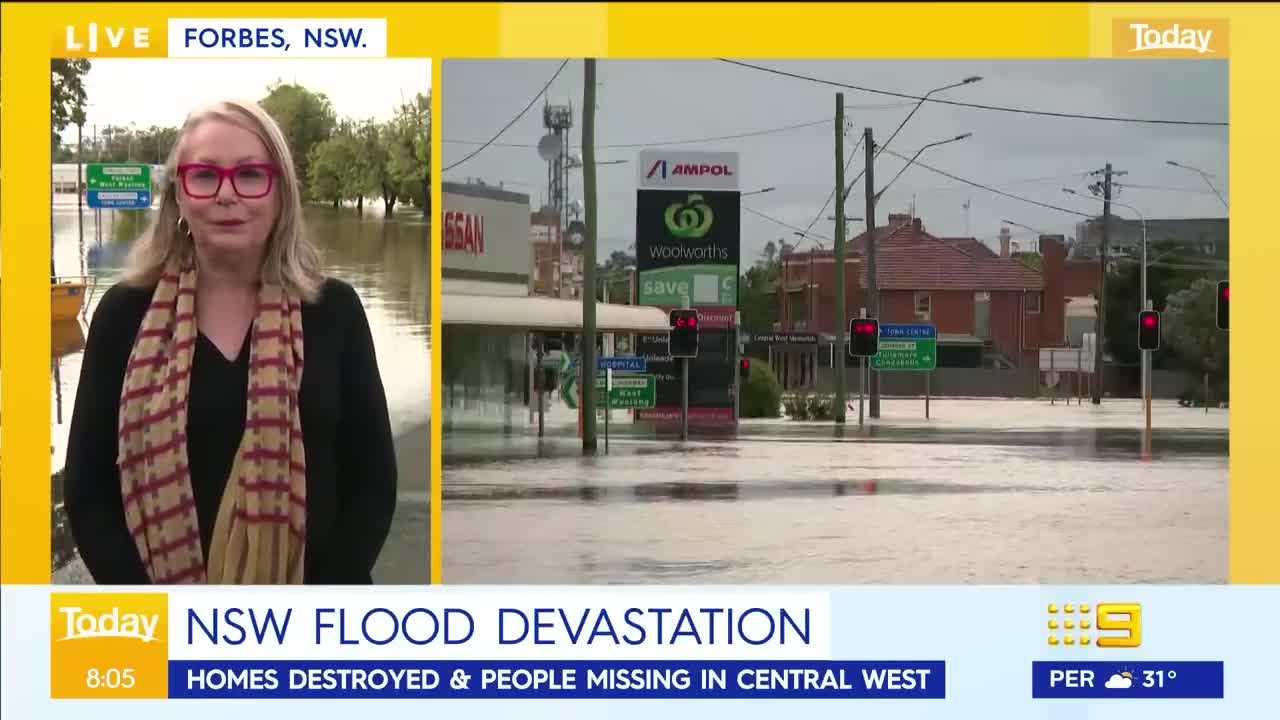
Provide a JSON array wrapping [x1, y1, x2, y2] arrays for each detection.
[[64, 99, 397, 584]]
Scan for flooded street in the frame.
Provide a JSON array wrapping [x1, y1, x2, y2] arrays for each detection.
[[443, 398, 1228, 584], [50, 200, 431, 584]]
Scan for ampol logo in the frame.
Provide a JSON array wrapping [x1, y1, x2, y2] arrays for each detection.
[[646, 159, 734, 180], [1113, 18, 1228, 57]]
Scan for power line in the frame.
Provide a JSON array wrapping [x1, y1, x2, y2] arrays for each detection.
[[442, 110, 911, 151], [743, 205, 832, 244], [716, 59, 1228, 127], [443, 59, 570, 172], [878, 148, 1094, 218], [1115, 182, 1221, 196], [800, 133, 864, 242]]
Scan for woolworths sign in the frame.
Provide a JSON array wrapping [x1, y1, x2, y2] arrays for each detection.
[[635, 189, 739, 307]]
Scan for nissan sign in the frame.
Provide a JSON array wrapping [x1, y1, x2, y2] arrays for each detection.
[[638, 149, 740, 191]]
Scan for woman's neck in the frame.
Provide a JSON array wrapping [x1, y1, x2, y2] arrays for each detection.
[[194, 249, 261, 294]]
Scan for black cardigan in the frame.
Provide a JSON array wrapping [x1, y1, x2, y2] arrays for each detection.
[[63, 277, 397, 584]]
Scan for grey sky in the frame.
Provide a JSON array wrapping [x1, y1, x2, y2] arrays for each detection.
[[61, 58, 431, 141], [442, 59, 1228, 260]]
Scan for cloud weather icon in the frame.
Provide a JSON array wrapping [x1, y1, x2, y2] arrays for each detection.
[[1105, 672, 1134, 689]]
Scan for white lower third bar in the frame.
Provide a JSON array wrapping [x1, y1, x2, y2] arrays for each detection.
[[168, 19, 388, 58]]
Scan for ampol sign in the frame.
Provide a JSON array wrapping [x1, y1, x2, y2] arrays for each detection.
[[637, 150, 740, 191]]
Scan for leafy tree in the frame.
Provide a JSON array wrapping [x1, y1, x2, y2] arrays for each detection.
[[1163, 278, 1229, 402], [51, 59, 91, 149], [385, 92, 430, 215], [740, 359, 783, 418], [1103, 239, 1223, 367], [259, 81, 337, 199], [739, 240, 784, 334]]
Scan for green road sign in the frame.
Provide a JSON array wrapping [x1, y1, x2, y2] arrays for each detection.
[[594, 374, 657, 409], [86, 163, 151, 192], [871, 338, 937, 371]]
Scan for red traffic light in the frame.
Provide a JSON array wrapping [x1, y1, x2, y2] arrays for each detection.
[[1142, 314, 1157, 328], [852, 320, 876, 334], [740, 359, 750, 370], [1222, 286, 1229, 300]]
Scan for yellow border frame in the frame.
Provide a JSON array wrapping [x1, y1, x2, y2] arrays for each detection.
[[3, 2, 1277, 585]]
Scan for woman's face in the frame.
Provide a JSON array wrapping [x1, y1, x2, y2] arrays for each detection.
[[175, 118, 281, 263]]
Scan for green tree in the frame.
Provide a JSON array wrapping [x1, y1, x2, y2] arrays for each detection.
[[1103, 239, 1223, 367], [306, 120, 367, 208], [1163, 278, 1229, 402], [739, 240, 783, 334], [740, 359, 783, 418], [51, 59, 91, 149], [259, 81, 338, 200], [385, 92, 430, 216]]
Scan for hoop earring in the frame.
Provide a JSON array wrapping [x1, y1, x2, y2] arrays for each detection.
[[177, 216, 193, 239]]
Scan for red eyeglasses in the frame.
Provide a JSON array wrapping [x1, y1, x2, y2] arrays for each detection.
[[176, 163, 279, 199]]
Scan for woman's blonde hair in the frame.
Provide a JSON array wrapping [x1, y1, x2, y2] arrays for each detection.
[[122, 99, 325, 302]]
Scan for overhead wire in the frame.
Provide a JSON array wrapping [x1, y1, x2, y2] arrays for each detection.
[[716, 59, 1229, 127], [443, 59, 570, 172]]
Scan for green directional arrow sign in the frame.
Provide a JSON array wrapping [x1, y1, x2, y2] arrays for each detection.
[[871, 338, 937, 371], [594, 374, 657, 409]]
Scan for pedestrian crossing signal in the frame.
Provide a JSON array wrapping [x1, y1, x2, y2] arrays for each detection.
[[1138, 310, 1161, 352], [850, 318, 879, 357], [669, 309, 700, 358], [740, 358, 751, 380], [1216, 281, 1228, 331]]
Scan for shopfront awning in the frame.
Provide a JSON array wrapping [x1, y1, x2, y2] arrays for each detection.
[[443, 293, 672, 334]]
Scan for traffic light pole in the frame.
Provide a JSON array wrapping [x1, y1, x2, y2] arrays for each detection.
[[1144, 299, 1152, 459], [681, 297, 690, 442], [733, 310, 741, 426], [858, 308, 866, 427]]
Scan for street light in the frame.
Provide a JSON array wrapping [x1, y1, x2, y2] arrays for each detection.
[[1065, 186, 1152, 451], [1166, 160, 1228, 211], [841, 76, 983, 205], [1002, 219, 1049, 252], [874, 133, 972, 202]]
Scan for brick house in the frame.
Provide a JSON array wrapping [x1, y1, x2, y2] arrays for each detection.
[[771, 213, 1069, 388]]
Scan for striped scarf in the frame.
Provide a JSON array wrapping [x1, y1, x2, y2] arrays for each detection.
[[117, 262, 307, 584]]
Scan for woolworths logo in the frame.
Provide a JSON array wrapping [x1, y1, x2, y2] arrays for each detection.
[[665, 194, 714, 238]]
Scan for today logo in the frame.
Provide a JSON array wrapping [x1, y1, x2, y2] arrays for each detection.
[[57, 606, 161, 643], [1113, 19, 1228, 57]]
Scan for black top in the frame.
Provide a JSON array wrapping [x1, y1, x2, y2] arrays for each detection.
[[63, 277, 398, 584]]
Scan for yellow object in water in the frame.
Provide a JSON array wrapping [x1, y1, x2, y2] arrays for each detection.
[[52, 278, 88, 322]]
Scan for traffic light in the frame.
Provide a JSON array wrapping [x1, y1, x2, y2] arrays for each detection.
[[1216, 281, 1228, 330], [1138, 310, 1161, 351], [740, 358, 751, 380], [849, 318, 879, 357], [668, 309, 700, 358]]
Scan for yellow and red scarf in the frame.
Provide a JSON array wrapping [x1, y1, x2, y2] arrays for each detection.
[[117, 262, 307, 584]]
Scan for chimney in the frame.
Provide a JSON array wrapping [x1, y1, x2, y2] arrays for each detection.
[[1040, 235, 1067, 345], [998, 226, 1012, 258], [887, 213, 911, 227]]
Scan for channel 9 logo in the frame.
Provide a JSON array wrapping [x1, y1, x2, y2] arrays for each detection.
[[1047, 602, 1141, 648]]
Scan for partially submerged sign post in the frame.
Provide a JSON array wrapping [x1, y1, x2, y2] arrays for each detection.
[[872, 323, 937, 418]]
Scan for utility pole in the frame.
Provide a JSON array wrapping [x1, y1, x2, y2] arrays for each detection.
[[833, 94, 847, 423], [581, 59, 599, 453], [864, 127, 880, 418], [1092, 163, 1116, 405]]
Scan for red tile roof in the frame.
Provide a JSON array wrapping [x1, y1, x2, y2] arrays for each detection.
[[846, 219, 1044, 291]]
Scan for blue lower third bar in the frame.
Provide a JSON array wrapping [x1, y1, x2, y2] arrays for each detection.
[[170, 661, 946, 699], [1032, 661, 1223, 699]]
